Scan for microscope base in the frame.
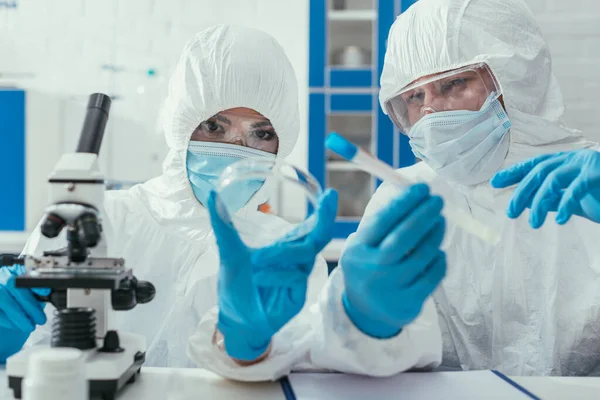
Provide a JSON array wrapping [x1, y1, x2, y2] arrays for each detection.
[[6, 332, 147, 400]]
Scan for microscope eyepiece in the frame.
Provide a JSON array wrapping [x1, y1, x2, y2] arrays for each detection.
[[40, 213, 66, 239], [76, 93, 111, 155]]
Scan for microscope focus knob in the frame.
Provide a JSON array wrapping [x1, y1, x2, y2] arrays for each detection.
[[100, 330, 124, 353], [112, 286, 136, 311], [136, 280, 156, 304], [112, 277, 156, 310]]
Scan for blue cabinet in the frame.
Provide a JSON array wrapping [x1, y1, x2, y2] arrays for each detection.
[[0, 89, 26, 231], [308, 0, 417, 239]]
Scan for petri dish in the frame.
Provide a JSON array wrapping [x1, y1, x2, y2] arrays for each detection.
[[215, 158, 323, 248]]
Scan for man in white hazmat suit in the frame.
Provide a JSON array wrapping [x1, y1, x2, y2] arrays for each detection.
[[337, 0, 600, 376], [0, 25, 446, 380]]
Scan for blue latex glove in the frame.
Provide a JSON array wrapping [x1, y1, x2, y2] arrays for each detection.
[[207, 188, 338, 361], [0, 265, 47, 363], [341, 183, 447, 339], [491, 149, 600, 228]]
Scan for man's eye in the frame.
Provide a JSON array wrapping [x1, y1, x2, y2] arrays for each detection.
[[406, 92, 424, 104], [441, 78, 468, 93]]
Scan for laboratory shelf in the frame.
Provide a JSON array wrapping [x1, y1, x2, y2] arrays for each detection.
[[328, 10, 377, 21], [308, 0, 417, 241], [328, 67, 373, 88], [329, 93, 373, 112], [327, 111, 374, 117], [326, 161, 361, 171]]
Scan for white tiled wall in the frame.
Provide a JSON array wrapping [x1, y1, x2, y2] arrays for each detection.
[[0, 0, 598, 240], [2, 0, 596, 160], [1, 0, 310, 242], [530, 0, 600, 139], [0, 0, 311, 178]]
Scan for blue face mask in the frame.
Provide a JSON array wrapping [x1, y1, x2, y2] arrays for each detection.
[[408, 93, 512, 186], [186, 141, 276, 211]]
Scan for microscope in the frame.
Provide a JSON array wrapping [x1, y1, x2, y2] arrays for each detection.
[[4, 93, 156, 400]]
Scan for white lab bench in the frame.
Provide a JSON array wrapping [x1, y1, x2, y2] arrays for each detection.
[[513, 376, 600, 399], [0, 367, 283, 400], [323, 238, 346, 261], [2, 367, 600, 399]]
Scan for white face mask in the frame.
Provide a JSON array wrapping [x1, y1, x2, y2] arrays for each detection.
[[408, 93, 512, 186]]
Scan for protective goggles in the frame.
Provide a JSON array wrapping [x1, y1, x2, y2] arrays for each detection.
[[383, 63, 501, 133]]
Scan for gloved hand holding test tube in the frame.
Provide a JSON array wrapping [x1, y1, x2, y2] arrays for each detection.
[[325, 132, 500, 245]]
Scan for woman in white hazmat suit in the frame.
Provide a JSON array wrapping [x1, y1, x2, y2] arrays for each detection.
[[12, 24, 445, 380], [18, 25, 335, 371], [334, 0, 600, 377]]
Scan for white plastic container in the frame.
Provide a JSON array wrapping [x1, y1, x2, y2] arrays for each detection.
[[23, 348, 87, 400]]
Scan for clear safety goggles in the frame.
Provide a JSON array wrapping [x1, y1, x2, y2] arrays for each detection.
[[383, 63, 501, 133]]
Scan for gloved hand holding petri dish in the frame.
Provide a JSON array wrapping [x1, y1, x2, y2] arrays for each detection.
[[213, 158, 324, 248], [207, 159, 337, 361]]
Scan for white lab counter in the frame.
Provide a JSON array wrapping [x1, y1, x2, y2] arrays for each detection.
[[2, 367, 600, 399], [511, 376, 600, 400], [0, 367, 283, 400], [323, 238, 346, 261], [107, 368, 284, 400]]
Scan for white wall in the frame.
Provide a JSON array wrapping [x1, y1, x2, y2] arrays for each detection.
[[0, 0, 310, 235], [25, 91, 64, 231], [0, 0, 310, 170], [0, 0, 598, 239], [1, 0, 597, 156], [528, 0, 600, 140], [2, 0, 596, 166]]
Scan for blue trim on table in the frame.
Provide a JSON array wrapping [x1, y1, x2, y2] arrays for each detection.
[[281, 371, 542, 400], [308, 0, 326, 88], [329, 68, 373, 88], [492, 370, 542, 400], [330, 94, 373, 112], [280, 376, 297, 400], [0, 89, 26, 231]]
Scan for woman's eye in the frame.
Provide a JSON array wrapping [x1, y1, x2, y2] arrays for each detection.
[[203, 120, 220, 132], [254, 130, 276, 140]]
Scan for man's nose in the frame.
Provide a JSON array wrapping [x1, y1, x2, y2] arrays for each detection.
[[421, 106, 437, 116], [420, 92, 444, 116]]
